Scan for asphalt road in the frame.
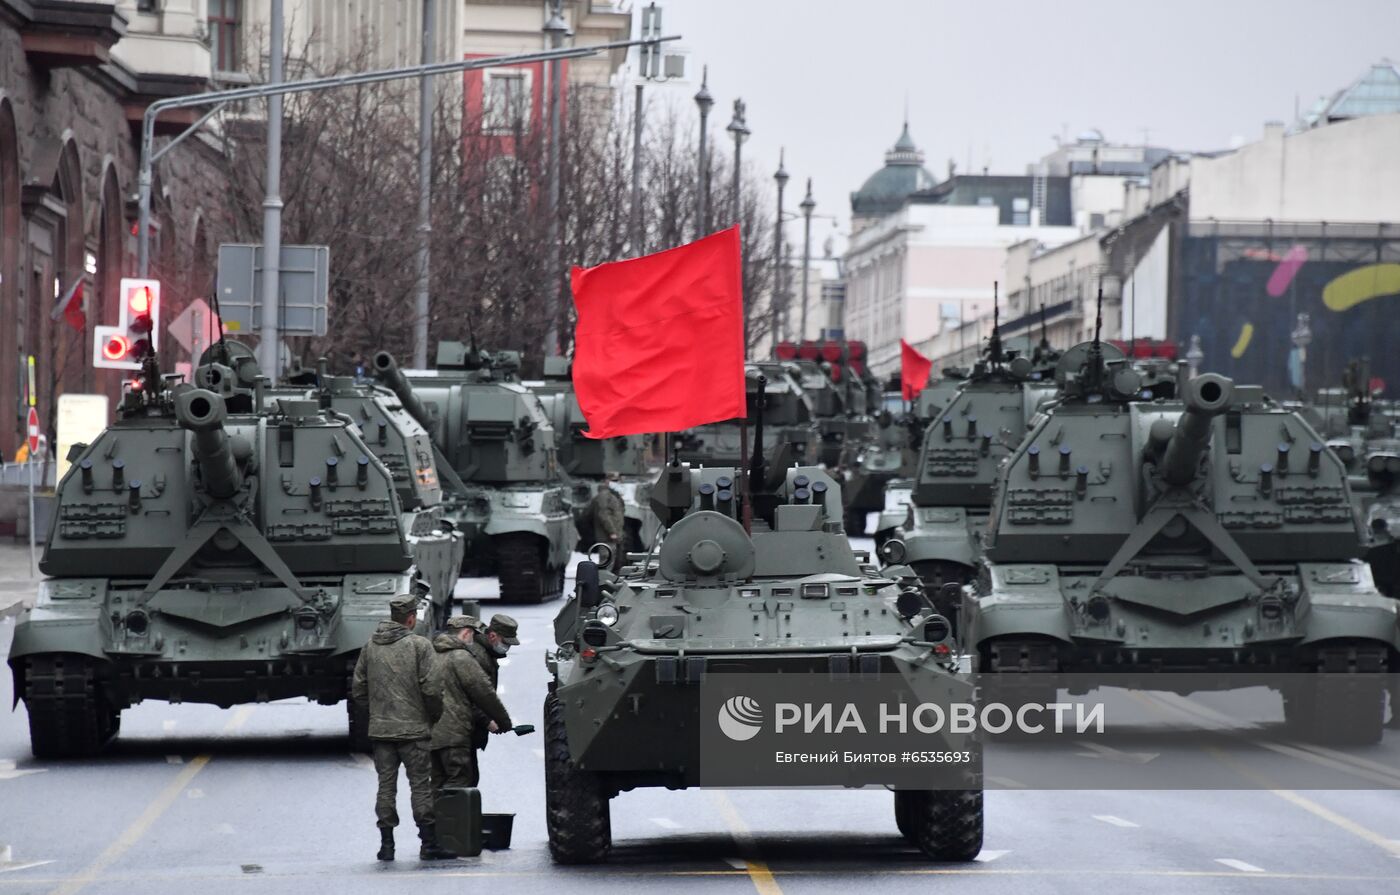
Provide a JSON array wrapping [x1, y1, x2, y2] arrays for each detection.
[[2, 545, 1400, 895]]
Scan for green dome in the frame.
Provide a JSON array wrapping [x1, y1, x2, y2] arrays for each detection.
[[851, 122, 936, 218]]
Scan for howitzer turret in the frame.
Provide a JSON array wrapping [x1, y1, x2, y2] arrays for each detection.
[[371, 351, 434, 433], [1154, 373, 1233, 486], [174, 389, 242, 499]]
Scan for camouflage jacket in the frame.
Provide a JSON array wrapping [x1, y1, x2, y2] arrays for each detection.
[[591, 486, 626, 541], [429, 635, 512, 749], [351, 621, 442, 741], [465, 639, 501, 749]]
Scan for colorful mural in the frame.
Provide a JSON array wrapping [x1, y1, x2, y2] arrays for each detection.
[[1175, 230, 1400, 399]]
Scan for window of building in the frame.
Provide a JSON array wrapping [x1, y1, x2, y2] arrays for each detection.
[[1012, 196, 1031, 226], [483, 70, 531, 135], [209, 0, 241, 73], [138, 0, 160, 12], [1089, 212, 1105, 230]]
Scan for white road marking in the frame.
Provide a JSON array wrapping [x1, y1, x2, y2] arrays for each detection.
[[1075, 742, 1158, 764], [650, 817, 681, 830], [975, 849, 1010, 862], [0, 860, 55, 874], [0, 760, 47, 781], [165, 756, 183, 765], [1092, 815, 1139, 828], [186, 788, 205, 799], [162, 720, 177, 732], [1215, 858, 1265, 873]]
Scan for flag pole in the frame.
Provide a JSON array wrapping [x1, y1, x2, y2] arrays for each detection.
[[739, 416, 751, 534]]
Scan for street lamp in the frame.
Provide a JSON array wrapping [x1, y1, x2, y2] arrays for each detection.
[[543, 0, 570, 354], [727, 98, 748, 227], [694, 65, 714, 238], [799, 178, 815, 341], [629, 3, 682, 254], [772, 148, 788, 343]]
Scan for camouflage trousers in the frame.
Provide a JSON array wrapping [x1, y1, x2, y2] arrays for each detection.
[[431, 745, 480, 789], [372, 739, 435, 830]]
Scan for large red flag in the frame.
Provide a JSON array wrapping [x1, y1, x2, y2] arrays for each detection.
[[571, 226, 746, 439], [901, 339, 933, 401], [50, 278, 85, 332]]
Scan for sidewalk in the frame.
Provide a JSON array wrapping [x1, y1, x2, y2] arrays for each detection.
[[0, 541, 38, 619]]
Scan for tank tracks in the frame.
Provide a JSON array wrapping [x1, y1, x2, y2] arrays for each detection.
[[544, 692, 612, 863], [497, 533, 565, 604], [21, 655, 119, 759]]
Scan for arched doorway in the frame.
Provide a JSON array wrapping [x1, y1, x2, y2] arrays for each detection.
[[0, 97, 21, 458], [27, 138, 86, 444]]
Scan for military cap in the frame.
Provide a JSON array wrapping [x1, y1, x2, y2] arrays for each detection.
[[446, 615, 481, 631], [487, 614, 520, 644], [389, 593, 421, 621]]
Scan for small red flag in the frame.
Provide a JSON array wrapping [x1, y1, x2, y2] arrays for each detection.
[[570, 226, 746, 439], [51, 278, 86, 332], [901, 339, 933, 401]]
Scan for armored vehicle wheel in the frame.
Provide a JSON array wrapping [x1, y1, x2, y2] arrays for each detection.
[[347, 698, 372, 754], [22, 655, 117, 759], [1283, 645, 1388, 746], [844, 509, 868, 535], [902, 789, 983, 861], [544, 692, 611, 864], [893, 790, 916, 841], [498, 534, 564, 603]]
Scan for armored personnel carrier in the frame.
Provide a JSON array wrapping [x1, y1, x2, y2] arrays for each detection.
[[530, 357, 660, 554], [676, 362, 822, 471], [544, 459, 980, 863], [966, 342, 1399, 743], [8, 342, 420, 757], [286, 362, 465, 618], [870, 377, 966, 543], [374, 344, 574, 602]]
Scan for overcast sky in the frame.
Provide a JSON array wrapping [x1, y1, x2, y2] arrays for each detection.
[[637, 0, 1400, 248]]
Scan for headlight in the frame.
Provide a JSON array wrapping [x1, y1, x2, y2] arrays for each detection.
[[596, 603, 619, 626]]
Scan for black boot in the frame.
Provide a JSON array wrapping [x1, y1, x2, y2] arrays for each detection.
[[419, 824, 454, 860], [377, 828, 395, 862]]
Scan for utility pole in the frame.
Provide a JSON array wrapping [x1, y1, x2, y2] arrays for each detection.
[[771, 148, 788, 344], [630, 3, 666, 254], [799, 178, 814, 341], [259, 0, 285, 383], [413, 0, 436, 369], [694, 65, 713, 238], [544, 1, 568, 354], [630, 82, 645, 253]]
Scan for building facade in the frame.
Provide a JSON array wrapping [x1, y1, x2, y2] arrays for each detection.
[[1, 0, 223, 462]]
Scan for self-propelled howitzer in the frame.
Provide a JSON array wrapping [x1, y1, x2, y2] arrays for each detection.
[[966, 352, 1399, 743], [373, 348, 574, 602], [9, 348, 419, 757]]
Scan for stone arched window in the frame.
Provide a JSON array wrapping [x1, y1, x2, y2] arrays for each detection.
[[97, 162, 125, 406], [42, 138, 86, 413], [0, 96, 21, 457]]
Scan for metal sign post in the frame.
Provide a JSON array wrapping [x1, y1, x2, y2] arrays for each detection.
[[26, 406, 40, 578]]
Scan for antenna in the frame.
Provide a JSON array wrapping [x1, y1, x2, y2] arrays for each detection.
[[1087, 282, 1105, 389], [749, 375, 768, 498], [987, 281, 1003, 366], [1039, 302, 1049, 350]]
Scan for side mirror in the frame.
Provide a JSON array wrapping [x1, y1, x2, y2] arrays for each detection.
[[576, 560, 602, 608], [879, 538, 908, 565]]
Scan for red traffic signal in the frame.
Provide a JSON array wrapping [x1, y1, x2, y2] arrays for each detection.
[[94, 278, 161, 370]]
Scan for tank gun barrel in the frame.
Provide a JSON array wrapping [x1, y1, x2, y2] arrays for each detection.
[[1160, 373, 1234, 486], [174, 389, 242, 499], [372, 351, 433, 431]]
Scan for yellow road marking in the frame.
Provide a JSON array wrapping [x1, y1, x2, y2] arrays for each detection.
[[47, 706, 254, 895], [708, 791, 782, 895]]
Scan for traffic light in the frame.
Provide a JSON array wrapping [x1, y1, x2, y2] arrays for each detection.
[[93, 278, 160, 370]]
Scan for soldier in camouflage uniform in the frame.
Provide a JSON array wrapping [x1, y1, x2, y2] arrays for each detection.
[[430, 616, 514, 788], [350, 594, 453, 862], [465, 614, 519, 770], [589, 472, 627, 571]]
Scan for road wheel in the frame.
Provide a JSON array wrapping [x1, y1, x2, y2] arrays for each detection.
[[905, 789, 983, 861], [544, 693, 611, 864], [23, 654, 116, 759], [893, 790, 916, 841], [347, 699, 372, 754]]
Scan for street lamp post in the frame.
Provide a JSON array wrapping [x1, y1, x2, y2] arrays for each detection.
[[694, 65, 713, 238], [799, 178, 815, 341], [771, 149, 788, 344], [544, 2, 569, 354], [259, 0, 285, 383], [630, 3, 668, 254], [727, 98, 748, 225], [412, 0, 436, 369]]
